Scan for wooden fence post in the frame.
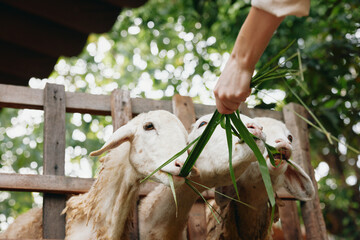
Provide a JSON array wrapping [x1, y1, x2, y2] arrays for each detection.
[[283, 103, 328, 240], [111, 89, 132, 131], [172, 94, 196, 132], [43, 83, 66, 239], [172, 94, 207, 240], [111, 89, 137, 239]]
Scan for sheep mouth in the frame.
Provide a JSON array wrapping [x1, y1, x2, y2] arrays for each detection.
[[236, 135, 261, 145], [159, 170, 185, 182], [272, 153, 290, 166], [236, 138, 245, 144]]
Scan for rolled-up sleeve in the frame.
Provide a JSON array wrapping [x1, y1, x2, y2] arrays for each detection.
[[251, 0, 310, 17]]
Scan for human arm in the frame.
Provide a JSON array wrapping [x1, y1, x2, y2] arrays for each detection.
[[214, 6, 284, 114]]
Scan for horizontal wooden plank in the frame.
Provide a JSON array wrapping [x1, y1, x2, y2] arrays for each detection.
[[0, 84, 284, 120], [248, 108, 284, 121], [0, 173, 293, 201], [0, 173, 93, 194], [0, 84, 210, 117], [0, 173, 217, 199], [0, 84, 44, 110]]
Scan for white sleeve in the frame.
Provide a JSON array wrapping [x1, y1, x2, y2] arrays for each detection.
[[251, 0, 310, 17]]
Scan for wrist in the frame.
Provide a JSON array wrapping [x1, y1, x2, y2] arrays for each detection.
[[229, 51, 255, 74]]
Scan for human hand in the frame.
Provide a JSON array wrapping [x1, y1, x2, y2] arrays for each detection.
[[214, 56, 253, 114]]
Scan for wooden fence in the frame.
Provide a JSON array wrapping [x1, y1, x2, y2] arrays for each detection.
[[0, 83, 327, 239]]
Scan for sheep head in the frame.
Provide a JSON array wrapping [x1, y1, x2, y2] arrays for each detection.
[[188, 113, 266, 187], [90, 110, 188, 186], [254, 117, 315, 201]]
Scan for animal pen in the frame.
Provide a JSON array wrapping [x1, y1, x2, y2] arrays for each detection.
[[0, 83, 327, 240]]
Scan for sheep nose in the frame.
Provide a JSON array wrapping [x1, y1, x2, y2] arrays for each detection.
[[161, 159, 183, 176], [274, 139, 292, 160], [246, 123, 266, 141], [175, 159, 183, 169]]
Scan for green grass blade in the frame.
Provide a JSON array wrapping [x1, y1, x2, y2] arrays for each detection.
[[265, 144, 277, 167], [297, 49, 305, 82], [225, 115, 240, 200], [252, 52, 298, 87], [140, 136, 200, 183], [283, 80, 333, 144], [186, 179, 256, 210], [168, 173, 178, 218], [185, 180, 221, 223], [268, 205, 275, 235], [229, 114, 275, 207], [179, 110, 222, 177], [257, 39, 296, 73], [286, 159, 300, 171], [292, 111, 360, 155]]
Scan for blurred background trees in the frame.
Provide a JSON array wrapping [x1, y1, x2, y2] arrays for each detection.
[[0, 0, 359, 238]]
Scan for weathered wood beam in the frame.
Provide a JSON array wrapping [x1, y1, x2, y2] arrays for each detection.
[[111, 89, 132, 131], [42, 84, 66, 239], [0, 84, 216, 117], [0, 84, 284, 120], [283, 103, 328, 240], [172, 94, 196, 132], [0, 173, 94, 194]]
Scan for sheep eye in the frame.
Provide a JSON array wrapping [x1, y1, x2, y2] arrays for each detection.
[[143, 122, 155, 131], [288, 135, 293, 143], [198, 121, 207, 128]]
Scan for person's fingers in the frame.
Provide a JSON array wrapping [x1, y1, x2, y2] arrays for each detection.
[[216, 98, 238, 114]]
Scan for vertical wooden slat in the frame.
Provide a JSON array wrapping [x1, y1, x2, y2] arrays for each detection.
[[172, 95, 207, 240], [239, 102, 250, 116], [172, 94, 196, 132], [111, 89, 132, 131], [278, 200, 303, 239], [43, 83, 66, 239], [111, 89, 137, 239], [283, 103, 328, 240]]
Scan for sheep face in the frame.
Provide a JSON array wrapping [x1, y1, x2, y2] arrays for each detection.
[[254, 117, 293, 171], [90, 110, 188, 186], [188, 113, 266, 187], [254, 117, 315, 200]]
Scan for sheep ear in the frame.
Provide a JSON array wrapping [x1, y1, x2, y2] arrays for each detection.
[[283, 160, 315, 201], [90, 125, 135, 157]]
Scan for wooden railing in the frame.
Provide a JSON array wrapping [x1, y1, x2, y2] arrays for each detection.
[[0, 83, 327, 239]]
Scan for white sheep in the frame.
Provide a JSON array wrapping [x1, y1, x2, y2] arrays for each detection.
[[206, 117, 315, 240], [0, 207, 43, 239], [0, 110, 189, 240], [139, 113, 267, 240]]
